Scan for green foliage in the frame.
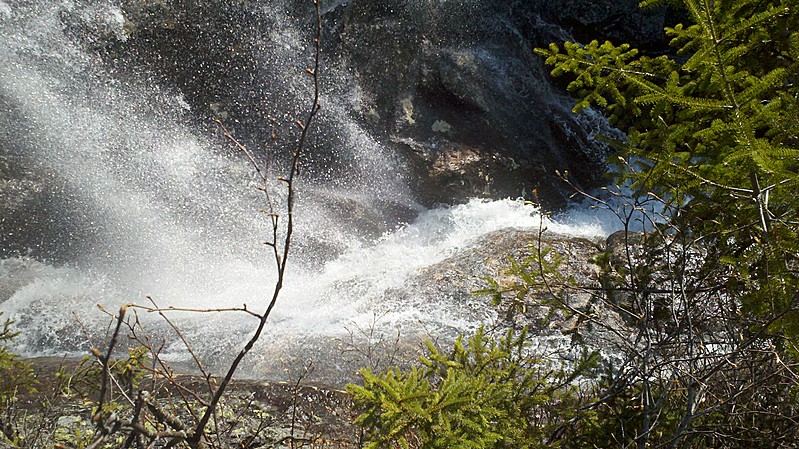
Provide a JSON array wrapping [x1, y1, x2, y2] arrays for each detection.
[[348, 327, 599, 449], [539, 0, 799, 193], [60, 345, 149, 404], [538, 0, 799, 338], [531, 0, 799, 447], [0, 313, 36, 406], [0, 313, 38, 446], [475, 239, 593, 346]]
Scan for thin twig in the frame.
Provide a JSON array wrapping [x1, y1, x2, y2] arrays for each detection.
[[187, 2, 323, 446], [129, 303, 263, 320], [91, 305, 127, 427], [146, 296, 215, 397]]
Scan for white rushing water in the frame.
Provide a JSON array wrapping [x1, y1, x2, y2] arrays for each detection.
[[0, 0, 621, 382], [0, 198, 615, 368]]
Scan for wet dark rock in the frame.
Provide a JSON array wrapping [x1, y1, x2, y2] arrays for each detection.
[[70, 0, 621, 207], [291, 187, 422, 269], [301, 188, 420, 239], [0, 157, 43, 258], [546, 0, 670, 49], [0, 0, 670, 269], [2, 0, 679, 228], [397, 137, 535, 206], [332, 0, 613, 205], [0, 148, 71, 260]]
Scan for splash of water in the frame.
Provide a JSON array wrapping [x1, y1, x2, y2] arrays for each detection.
[[0, 0, 617, 383]]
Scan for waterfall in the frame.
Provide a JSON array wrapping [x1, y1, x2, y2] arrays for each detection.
[[0, 0, 617, 383]]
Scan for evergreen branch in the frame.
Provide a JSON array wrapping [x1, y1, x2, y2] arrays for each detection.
[[634, 92, 731, 110], [719, 5, 789, 44], [739, 68, 788, 103]]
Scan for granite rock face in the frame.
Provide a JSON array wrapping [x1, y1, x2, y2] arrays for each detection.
[[326, 0, 614, 205], [98, 0, 630, 205], [322, 0, 674, 205]]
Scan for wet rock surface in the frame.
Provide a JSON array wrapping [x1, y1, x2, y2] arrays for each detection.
[[73, 0, 622, 205], [394, 228, 606, 339], [397, 137, 536, 206], [545, 0, 671, 48], [329, 0, 613, 205]]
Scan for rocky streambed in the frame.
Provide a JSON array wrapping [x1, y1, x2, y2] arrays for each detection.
[[6, 226, 623, 447], [10, 357, 359, 448]]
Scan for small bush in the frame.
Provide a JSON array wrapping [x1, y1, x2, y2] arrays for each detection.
[[348, 326, 599, 449], [0, 312, 38, 445]]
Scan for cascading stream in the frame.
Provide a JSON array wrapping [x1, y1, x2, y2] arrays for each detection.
[[1, 0, 621, 384]]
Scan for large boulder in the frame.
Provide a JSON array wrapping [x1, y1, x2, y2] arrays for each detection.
[[327, 0, 614, 205], [393, 228, 606, 338]]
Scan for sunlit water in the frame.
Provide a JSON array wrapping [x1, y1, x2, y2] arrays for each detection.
[[1, 198, 617, 379], [0, 0, 623, 383]]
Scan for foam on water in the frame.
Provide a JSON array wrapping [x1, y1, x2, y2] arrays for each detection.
[[0, 198, 610, 367]]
